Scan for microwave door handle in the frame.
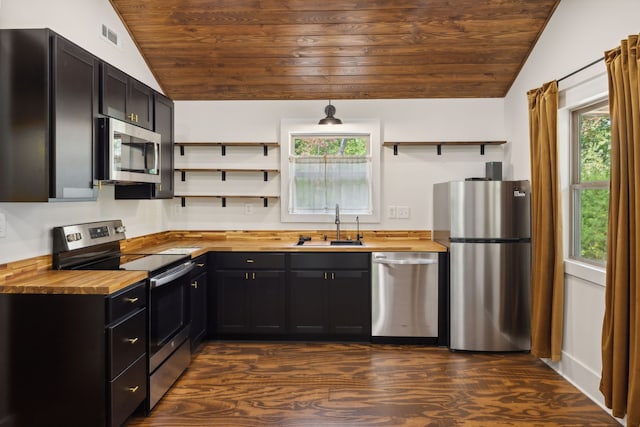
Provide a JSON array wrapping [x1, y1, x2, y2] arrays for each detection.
[[154, 142, 159, 175]]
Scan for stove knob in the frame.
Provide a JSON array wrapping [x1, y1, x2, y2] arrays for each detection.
[[115, 225, 126, 234], [66, 234, 74, 242]]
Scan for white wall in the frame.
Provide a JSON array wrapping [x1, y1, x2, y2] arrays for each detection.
[[505, 0, 640, 424], [170, 98, 506, 231], [0, 0, 168, 264]]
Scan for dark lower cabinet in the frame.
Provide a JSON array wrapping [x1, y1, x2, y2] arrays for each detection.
[[213, 252, 370, 340], [4, 281, 147, 427], [215, 253, 286, 336], [189, 255, 208, 352], [216, 270, 286, 335], [288, 270, 329, 334], [289, 253, 371, 340]]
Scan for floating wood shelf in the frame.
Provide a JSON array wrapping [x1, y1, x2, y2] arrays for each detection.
[[175, 142, 279, 156], [175, 195, 279, 208], [383, 141, 507, 155], [175, 168, 279, 182]]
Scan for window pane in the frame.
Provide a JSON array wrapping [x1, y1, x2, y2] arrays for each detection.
[[574, 187, 609, 263], [578, 106, 610, 182], [290, 135, 372, 215], [571, 100, 610, 265]]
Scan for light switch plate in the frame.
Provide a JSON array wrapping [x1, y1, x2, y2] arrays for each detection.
[[387, 205, 397, 218], [0, 212, 6, 238]]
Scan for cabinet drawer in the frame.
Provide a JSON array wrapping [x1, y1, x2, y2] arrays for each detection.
[[290, 253, 370, 270], [106, 282, 147, 323], [108, 308, 147, 380], [217, 252, 285, 270], [109, 354, 147, 427]]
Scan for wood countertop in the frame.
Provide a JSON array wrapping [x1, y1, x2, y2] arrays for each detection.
[[0, 270, 148, 295], [1, 231, 446, 296]]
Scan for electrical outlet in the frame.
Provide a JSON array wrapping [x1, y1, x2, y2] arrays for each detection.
[[397, 206, 410, 219], [244, 204, 254, 215], [387, 205, 397, 218], [0, 212, 6, 238]]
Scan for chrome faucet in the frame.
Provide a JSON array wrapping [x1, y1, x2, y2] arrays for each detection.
[[335, 204, 341, 241]]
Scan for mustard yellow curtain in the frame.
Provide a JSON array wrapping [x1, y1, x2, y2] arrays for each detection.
[[527, 81, 564, 361], [600, 35, 640, 426]]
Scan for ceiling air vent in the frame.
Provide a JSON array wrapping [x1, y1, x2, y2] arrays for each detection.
[[100, 24, 120, 47]]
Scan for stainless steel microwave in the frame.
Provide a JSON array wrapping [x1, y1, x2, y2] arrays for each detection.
[[97, 117, 161, 184]]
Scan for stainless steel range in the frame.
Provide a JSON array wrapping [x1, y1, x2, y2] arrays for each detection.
[[52, 219, 194, 411]]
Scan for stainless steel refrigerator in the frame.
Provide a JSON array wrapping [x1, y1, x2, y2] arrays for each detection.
[[433, 180, 531, 351]]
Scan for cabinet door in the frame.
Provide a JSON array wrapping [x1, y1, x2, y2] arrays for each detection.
[[190, 270, 207, 350], [288, 270, 328, 335], [52, 35, 99, 200], [100, 63, 153, 130], [153, 93, 174, 198], [329, 270, 371, 337], [216, 271, 250, 333], [128, 79, 153, 130], [100, 63, 128, 121], [250, 271, 286, 334]]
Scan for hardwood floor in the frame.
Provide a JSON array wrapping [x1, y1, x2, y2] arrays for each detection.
[[126, 341, 619, 426]]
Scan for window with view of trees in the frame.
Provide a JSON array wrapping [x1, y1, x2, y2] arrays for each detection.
[[571, 100, 610, 264], [289, 135, 371, 215]]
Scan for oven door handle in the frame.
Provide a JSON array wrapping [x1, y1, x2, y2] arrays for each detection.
[[149, 261, 195, 288]]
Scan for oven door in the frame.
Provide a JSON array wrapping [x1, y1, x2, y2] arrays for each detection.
[[148, 261, 195, 373]]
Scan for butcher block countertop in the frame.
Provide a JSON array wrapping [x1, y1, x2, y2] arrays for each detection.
[[1, 230, 446, 296]]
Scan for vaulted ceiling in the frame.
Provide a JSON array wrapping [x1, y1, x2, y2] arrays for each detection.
[[110, 0, 560, 101]]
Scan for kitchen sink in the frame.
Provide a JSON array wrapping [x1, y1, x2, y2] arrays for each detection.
[[295, 238, 364, 247], [157, 247, 201, 255], [330, 240, 364, 246]]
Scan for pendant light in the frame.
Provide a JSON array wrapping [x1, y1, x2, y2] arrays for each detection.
[[318, 101, 342, 125]]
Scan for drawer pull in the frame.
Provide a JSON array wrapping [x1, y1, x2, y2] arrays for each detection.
[[125, 337, 139, 344], [128, 386, 140, 393], [196, 263, 205, 267], [191, 281, 198, 289], [125, 297, 139, 304]]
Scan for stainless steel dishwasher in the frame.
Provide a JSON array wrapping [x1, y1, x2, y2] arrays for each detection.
[[371, 252, 439, 341]]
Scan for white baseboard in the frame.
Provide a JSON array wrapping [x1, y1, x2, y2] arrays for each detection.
[[544, 351, 625, 426]]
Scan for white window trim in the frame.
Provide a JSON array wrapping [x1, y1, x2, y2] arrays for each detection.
[[280, 118, 381, 224], [558, 63, 608, 285]]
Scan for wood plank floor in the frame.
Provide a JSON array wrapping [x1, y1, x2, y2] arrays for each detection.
[[126, 341, 619, 426]]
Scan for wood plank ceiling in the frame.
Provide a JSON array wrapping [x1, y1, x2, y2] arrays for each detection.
[[110, 0, 560, 101]]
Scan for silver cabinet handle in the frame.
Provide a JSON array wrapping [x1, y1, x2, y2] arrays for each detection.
[[150, 261, 195, 288], [373, 257, 437, 265]]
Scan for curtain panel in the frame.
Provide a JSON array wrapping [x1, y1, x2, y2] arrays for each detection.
[[600, 34, 640, 426], [289, 155, 372, 214], [527, 80, 564, 361]]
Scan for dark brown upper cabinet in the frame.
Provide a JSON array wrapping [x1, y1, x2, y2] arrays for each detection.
[[100, 63, 153, 130], [114, 92, 174, 199], [0, 28, 99, 202]]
